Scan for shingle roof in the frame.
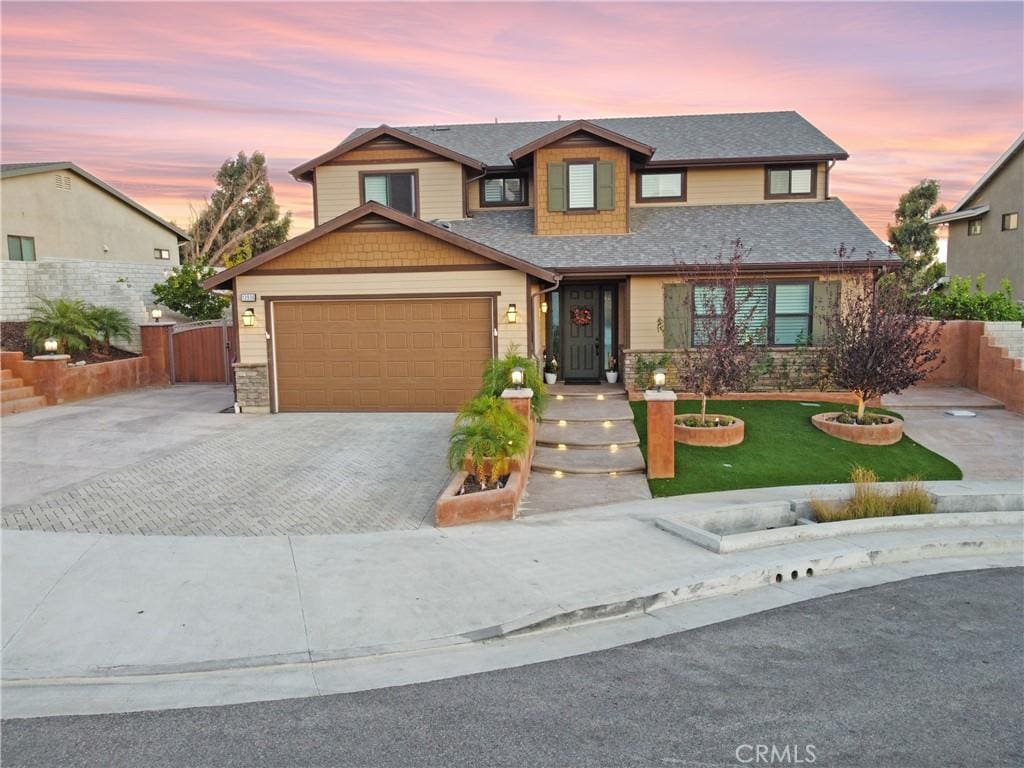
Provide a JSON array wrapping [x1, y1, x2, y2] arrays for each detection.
[[1, 161, 189, 239], [344, 111, 847, 168], [447, 199, 890, 272], [944, 132, 1024, 214]]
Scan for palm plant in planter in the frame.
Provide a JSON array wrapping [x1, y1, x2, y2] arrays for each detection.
[[26, 297, 94, 354], [447, 395, 528, 491], [85, 305, 132, 355], [479, 345, 547, 416]]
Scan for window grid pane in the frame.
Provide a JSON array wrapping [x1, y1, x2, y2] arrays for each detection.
[[20, 238, 35, 261], [774, 316, 810, 345], [790, 168, 812, 194], [8, 235, 23, 261], [363, 175, 389, 205], [775, 284, 810, 314], [568, 164, 595, 209], [483, 178, 504, 203], [769, 170, 790, 195]]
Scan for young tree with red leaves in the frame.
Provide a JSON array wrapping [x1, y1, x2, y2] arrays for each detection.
[[676, 240, 766, 424], [819, 249, 944, 422]]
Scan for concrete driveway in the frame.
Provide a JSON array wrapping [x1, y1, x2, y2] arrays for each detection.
[[1, 386, 454, 535]]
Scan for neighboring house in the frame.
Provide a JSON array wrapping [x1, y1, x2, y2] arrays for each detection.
[[206, 112, 893, 413], [928, 133, 1024, 300], [1, 162, 190, 350]]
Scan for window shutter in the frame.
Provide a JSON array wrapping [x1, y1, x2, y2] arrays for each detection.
[[596, 161, 615, 210], [812, 280, 840, 344], [547, 163, 566, 212], [663, 282, 692, 348]]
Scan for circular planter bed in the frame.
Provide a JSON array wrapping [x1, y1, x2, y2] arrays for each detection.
[[674, 415, 745, 447], [811, 412, 904, 446]]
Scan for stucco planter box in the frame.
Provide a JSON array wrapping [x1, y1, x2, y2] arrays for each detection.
[[435, 469, 526, 527], [674, 415, 745, 447], [811, 412, 904, 446]]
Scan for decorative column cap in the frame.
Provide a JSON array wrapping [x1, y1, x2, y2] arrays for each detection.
[[643, 390, 677, 401], [501, 388, 534, 399]]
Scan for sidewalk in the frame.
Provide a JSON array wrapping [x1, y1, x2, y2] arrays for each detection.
[[3, 480, 1021, 699]]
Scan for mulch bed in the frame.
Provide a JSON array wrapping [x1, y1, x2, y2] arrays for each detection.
[[0, 321, 139, 365]]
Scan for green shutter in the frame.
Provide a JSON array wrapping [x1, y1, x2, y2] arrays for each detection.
[[596, 161, 616, 211], [547, 163, 566, 212], [812, 280, 840, 344], [663, 282, 692, 348]]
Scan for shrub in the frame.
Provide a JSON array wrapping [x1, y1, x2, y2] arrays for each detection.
[[479, 344, 547, 416], [926, 275, 1023, 322], [810, 466, 935, 522], [26, 297, 94, 354], [152, 263, 230, 320], [446, 395, 528, 490], [85, 305, 132, 354]]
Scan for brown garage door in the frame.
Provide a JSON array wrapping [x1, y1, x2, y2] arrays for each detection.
[[272, 298, 494, 412]]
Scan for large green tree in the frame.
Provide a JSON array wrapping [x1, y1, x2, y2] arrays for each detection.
[[184, 151, 291, 267], [887, 179, 946, 271]]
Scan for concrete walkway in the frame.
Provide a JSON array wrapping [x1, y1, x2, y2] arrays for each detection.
[[2, 479, 1020, 717]]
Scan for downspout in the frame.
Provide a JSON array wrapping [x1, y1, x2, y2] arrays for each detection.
[[464, 166, 488, 218], [825, 159, 835, 199]]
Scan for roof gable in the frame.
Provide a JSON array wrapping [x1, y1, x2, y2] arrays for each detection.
[[290, 125, 484, 181], [204, 202, 557, 288], [1, 161, 189, 239], [947, 132, 1024, 214], [507, 120, 654, 163]]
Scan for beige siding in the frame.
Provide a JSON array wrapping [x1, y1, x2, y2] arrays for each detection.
[[236, 269, 528, 365], [1, 171, 180, 264], [628, 276, 672, 348], [629, 163, 828, 206], [315, 161, 465, 223]]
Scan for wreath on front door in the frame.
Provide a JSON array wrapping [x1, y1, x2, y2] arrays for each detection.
[[570, 306, 593, 326]]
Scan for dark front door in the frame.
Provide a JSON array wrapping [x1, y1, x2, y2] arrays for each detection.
[[563, 285, 602, 381]]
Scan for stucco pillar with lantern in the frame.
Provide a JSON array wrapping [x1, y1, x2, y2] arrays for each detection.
[[644, 368, 677, 480]]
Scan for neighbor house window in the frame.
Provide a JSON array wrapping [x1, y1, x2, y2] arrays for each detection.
[[7, 235, 35, 261], [968, 218, 983, 236], [692, 281, 812, 347], [481, 175, 527, 207], [1002, 212, 1019, 231], [154, 248, 170, 260], [361, 171, 417, 216], [765, 165, 816, 198], [637, 171, 685, 202], [567, 161, 596, 210]]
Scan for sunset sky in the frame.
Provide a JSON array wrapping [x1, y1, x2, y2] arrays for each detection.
[[2, 1, 1022, 243]]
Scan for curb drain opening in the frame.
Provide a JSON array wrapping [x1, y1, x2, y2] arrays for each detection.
[[791, 570, 799, 580], [774, 574, 783, 584], [806, 568, 815, 577]]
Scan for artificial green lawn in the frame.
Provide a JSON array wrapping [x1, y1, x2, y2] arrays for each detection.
[[631, 399, 962, 496]]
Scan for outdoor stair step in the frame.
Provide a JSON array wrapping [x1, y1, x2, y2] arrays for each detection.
[[542, 397, 635, 423], [545, 384, 627, 400], [1, 376, 25, 391], [536, 420, 640, 448], [1, 369, 13, 380], [532, 444, 646, 475], [0, 395, 47, 416], [0, 385, 37, 401]]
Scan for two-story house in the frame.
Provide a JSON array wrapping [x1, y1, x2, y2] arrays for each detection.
[[207, 112, 893, 413]]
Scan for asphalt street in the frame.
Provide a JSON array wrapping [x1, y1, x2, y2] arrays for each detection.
[[2, 568, 1022, 768]]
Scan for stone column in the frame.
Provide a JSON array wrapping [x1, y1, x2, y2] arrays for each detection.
[[29, 354, 71, 405], [140, 322, 175, 385], [644, 389, 678, 480], [501, 387, 535, 466]]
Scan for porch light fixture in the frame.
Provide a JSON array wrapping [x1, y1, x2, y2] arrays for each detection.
[[151, 307, 163, 321], [506, 303, 518, 324], [510, 366, 524, 388], [242, 308, 257, 327], [540, 300, 549, 314], [653, 369, 667, 391], [44, 337, 58, 353]]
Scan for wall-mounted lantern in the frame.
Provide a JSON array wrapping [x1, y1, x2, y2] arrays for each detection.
[[653, 368, 667, 392], [151, 307, 163, 321], [540, 300, 549, 314], [44, 337, 58, 353], [242, 308, 257, 327], [510, 366, 525, 388], [506, 304, 518, 324]]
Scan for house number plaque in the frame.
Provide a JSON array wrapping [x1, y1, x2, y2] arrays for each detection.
[[239, 293, 256, 302]]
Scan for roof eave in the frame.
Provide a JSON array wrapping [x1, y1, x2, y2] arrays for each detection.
[[946, 132, 1024, 214], [927, 204, 991, 226], [645, 152, 848, 168]]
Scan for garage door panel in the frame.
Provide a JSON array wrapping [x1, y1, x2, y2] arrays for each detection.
[[273, 298, 493, 412]]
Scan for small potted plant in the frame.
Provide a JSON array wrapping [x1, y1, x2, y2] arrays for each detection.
[[605, 356, 618, 384], [544, 355, 558, 385]]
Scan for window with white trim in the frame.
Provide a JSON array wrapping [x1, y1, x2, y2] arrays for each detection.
[[567, 162, 596, 210]]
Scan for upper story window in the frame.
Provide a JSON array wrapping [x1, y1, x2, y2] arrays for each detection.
[[968, 218, 983, 236], [7, 235, 36, 261], [361, 171, 417, 217], [547, 160, 616, 212], [637, 170, 685, 202], [567, 161, 596, 210], [154, 248, 170, 260], [1002, 212, 1019, 231], [765, 165, 816, 199], [481, 175, 527, 207]]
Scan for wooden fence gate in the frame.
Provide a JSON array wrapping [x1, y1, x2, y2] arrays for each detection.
[[171, 319, 233, 383]]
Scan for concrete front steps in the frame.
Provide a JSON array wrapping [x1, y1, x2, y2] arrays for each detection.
[[0, 366, 47, 416], [983, 321, 1024, 363]]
